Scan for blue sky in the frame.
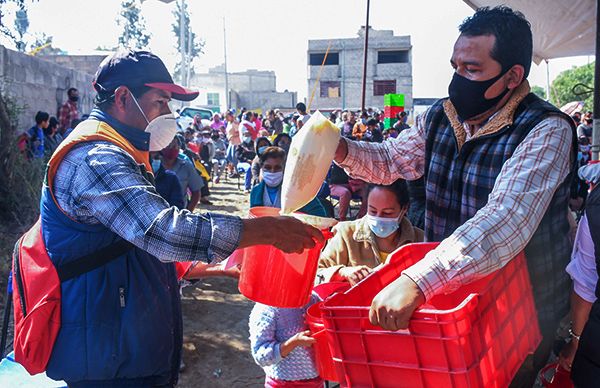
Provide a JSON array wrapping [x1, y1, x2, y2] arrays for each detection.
[[1, 0, 590, 100]]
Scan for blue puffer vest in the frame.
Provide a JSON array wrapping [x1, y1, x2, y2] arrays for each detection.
[[42, 120, 182, 386]]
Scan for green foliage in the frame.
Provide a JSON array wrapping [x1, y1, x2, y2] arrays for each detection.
[[530, 85, 546, 99], [117, 0, 151, 50], [172, 0, 204, 83], [550, 62, 595, 110], [0, 81, 43, 228]]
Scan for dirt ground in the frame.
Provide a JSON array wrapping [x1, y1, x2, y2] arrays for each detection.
[[177, 177, 265, 388]]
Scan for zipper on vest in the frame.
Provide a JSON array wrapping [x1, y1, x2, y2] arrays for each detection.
[[13, 238, 27, 316], [119, 287, 125, 307]]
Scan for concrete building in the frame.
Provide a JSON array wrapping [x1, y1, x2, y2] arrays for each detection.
[[190, 65, 297, 113], [307, 27, 412, 111]]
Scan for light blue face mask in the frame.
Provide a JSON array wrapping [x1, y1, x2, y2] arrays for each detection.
[[151, 159, 161, 173], [366, 214, 400, 238]]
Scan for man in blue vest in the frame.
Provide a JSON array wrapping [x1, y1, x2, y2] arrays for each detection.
[[334, 6, 576, 386], [42, 49, 323, 387]]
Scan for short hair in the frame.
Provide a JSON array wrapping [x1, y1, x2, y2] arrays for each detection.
[[367, 179, 410, 207], [67, 87, 78, 96], [48, 116, 59, 129], [243, 111, 253, 121], [259, 146, 286, 165], [296, 102, 306, 112], [35, 111, 49, 124], [459, 6, 533, 77], [273, 133, 291, 147]]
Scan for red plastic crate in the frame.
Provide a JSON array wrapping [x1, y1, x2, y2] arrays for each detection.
[[320, 242, 541, 388]]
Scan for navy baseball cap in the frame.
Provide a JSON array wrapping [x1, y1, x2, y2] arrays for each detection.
[[93, 50, 199, 102]]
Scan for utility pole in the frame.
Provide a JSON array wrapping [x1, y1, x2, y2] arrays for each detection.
[[179, 0, 185, 85], [360, 0, 371, 113], [341, 40, 346, 110], [223, 17, 230, 109], [186, 24, 192, 87]]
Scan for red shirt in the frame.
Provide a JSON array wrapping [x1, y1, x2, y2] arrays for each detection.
[[58, 100, 79, 133]]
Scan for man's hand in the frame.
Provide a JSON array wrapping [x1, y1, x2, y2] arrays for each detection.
[[369, 274, 425, 331], [334, 137, 348, 163], [337, 265, 373, 285], [239, 216, 325, 254], [280, 330, 316, 358], [558, 339, 578, 372]]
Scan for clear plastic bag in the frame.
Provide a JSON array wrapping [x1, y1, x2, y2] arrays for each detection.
[[281, 111, 340, 214]]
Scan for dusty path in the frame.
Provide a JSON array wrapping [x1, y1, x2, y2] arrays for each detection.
[[178, 177, 264, 388]]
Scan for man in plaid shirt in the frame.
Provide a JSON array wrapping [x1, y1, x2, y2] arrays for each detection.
[[335, 7, 576, 386], [40, 50, 323, 386], [57, 87, 79, 134]]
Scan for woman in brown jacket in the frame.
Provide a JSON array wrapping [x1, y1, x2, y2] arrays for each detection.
[[317, 180, 424, 285]]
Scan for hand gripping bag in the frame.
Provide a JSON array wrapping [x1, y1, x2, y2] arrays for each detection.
[[281, 111, 340, 214]]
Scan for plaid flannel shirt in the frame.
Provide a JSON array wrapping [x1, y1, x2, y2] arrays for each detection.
[[52, 141, 242, 263], [339, 94, 573, 302], [58, 100, 79, 132]]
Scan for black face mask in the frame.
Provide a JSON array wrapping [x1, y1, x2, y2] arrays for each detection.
[[448, 71, 509, 121], [69, 95, 79, 102]]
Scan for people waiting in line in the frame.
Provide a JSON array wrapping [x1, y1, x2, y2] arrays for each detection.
[[317, 180, 423, 285], [43, 116, 63, 157], [57, 87, 79, 135], [160, 138, 203, 212], [251, 136, 273, 187]]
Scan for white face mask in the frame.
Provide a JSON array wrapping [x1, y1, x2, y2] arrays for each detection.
[[129, 90, 177, 152], [262, 171, 283, 187]]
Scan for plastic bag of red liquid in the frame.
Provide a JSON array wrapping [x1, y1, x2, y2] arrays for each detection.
[[237, 207, 327, 308], [540, 364, 574, 388]]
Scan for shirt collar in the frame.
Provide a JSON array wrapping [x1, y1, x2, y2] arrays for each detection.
[[88, 108, 150, 151]]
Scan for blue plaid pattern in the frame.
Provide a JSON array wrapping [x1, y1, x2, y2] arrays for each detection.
[[423, 93, 577, 327], [52, 141, 242, 262]]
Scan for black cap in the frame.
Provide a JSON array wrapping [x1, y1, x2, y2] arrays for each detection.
[[93, 50, 199, 102]]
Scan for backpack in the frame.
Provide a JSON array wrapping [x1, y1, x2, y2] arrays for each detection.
[[11, 218, 133, 375]]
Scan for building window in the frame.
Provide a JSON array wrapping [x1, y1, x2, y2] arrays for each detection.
[[373, 80, 396, 96], [377, 50, 409, 64], [207, 92, 219, 106], [309, 52, 339, 66], [320, 81, 341, 98]]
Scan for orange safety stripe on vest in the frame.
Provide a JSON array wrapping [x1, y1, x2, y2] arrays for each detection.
[[46, 120, 152, 219]]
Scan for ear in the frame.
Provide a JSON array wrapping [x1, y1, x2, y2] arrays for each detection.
[[506, 65, 525, 90], [113, 86, 130, 113]]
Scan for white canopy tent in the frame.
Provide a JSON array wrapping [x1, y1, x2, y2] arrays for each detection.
[[462, 0, 595, 63], [463, 0, 599, 157]]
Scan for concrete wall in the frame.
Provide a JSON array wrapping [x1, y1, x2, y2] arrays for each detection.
[[0, 45, 96, 129], [307, 28, 413, 111], [39, 54, 107, 76]]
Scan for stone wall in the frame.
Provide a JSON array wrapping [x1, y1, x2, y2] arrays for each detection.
[[0, 45, 96, 129], [39, 54, 107, 76]]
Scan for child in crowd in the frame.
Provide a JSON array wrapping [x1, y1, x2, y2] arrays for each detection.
[[249, 294, 323, 388]]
